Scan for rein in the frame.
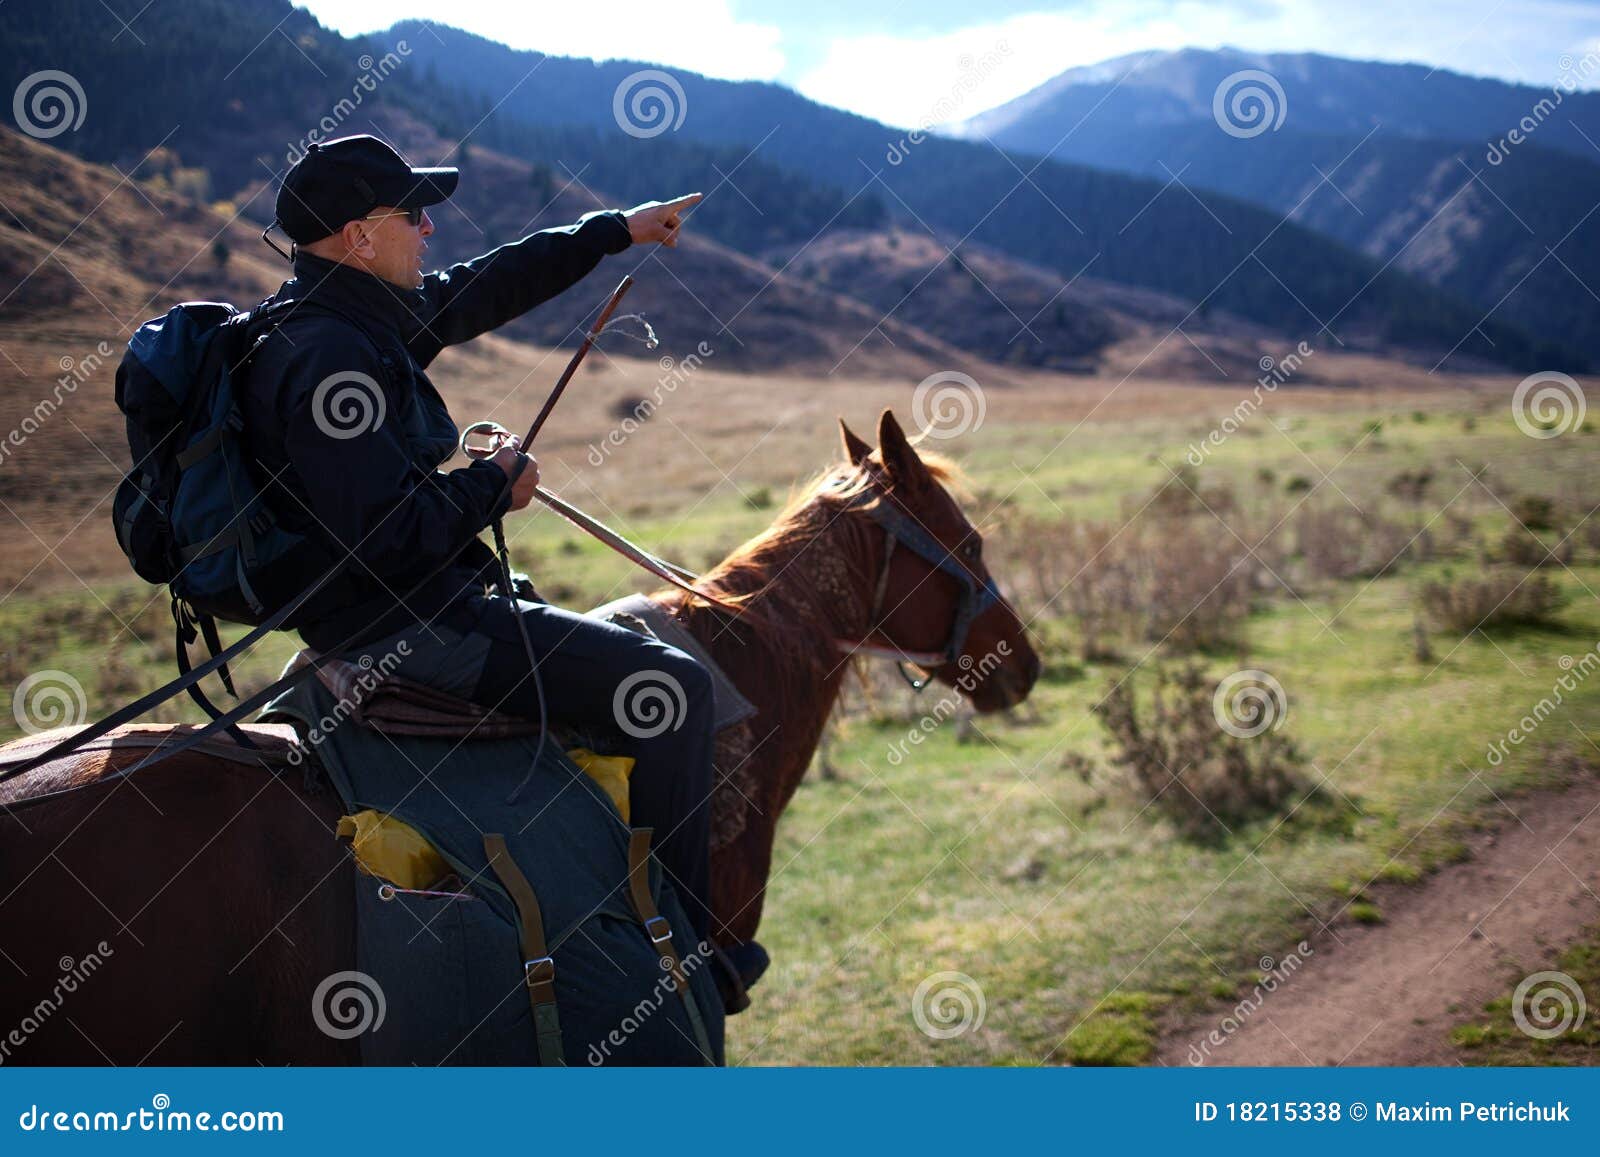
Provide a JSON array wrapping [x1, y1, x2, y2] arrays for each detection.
[[0, 275, 995, 803], [468, 416, 995, 692]]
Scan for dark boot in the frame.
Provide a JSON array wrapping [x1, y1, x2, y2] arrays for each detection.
[[712, 940, 770, 1015]]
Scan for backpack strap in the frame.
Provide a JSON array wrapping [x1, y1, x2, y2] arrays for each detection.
[[0, 311, 517, 799], [483, 833, 565, 1067], [627, 827, 716, 1064], [171, 597, 258, 750], [0, 470, 513, 799]]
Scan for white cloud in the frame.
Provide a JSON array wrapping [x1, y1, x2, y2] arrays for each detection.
[[792, 0, 1600, 128], [299, 0, 786, 81], [298, 0, 1600, 126]]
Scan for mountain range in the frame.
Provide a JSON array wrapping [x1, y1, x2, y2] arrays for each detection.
[[945, 47, 1600, 364], [0, 2, 1591, 374]]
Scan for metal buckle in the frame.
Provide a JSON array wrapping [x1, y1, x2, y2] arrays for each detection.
[[524, 956, 556, 988], [897, 661, 934, 692], [643, 915, 674, 945]]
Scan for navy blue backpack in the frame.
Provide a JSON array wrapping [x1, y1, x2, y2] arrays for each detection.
[[111, 299, 345, 724]]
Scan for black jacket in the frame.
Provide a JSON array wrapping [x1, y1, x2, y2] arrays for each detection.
[[241, 210, 633, 652]]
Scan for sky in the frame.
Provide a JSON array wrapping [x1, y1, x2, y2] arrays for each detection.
[[297, 0, 1600, 128]]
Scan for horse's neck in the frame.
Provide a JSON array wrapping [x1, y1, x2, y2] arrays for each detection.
[[672, 512, 877, 805]]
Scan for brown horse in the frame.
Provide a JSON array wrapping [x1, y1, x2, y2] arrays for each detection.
[[0, 410, 1037, 1063]]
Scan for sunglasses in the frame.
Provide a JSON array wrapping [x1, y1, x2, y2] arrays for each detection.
[[360, 207, 425, 227]]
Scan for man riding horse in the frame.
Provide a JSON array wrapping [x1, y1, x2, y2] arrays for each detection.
[[248, 134, 760, 1010]]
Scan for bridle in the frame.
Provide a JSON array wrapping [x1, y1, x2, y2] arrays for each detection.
[[486, 433, 1005, 695], [830, 483, 1003, 691], [0, 275, 999, 805], [463, 273, 1006, 696]]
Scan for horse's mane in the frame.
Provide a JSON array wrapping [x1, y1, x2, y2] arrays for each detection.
[[659, 448, 965, 683]]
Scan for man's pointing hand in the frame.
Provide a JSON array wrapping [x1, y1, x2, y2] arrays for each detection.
[[624, 193, 702, 248]]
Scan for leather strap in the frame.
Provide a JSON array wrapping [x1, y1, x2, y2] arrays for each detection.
[[171, 600, 257, 749], [627, 828, 715, 1064], [483, 833, 564, 1067], [534, 485, 751, 615]]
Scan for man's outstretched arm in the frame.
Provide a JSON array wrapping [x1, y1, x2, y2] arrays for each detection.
[[407, 193, 702, 365]]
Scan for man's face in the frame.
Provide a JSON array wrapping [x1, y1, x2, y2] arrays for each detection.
[[355, 205, 434, 289]]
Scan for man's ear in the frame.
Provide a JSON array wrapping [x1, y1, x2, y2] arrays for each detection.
[[839, 418, 872, 466], [876, 409, 927, 488], [342, 218, 375, 260]]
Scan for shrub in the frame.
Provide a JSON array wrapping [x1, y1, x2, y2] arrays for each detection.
[[1146, 466, 1236, 521], [609, 395, 652, 422], [996, 509, 1258, 659], [1510, 494, 1558, 531], [1134, 518, 1255, 651], [1093, 662, 1310, 840], [1294, 504, 1429, 583], [1386, 467, 1434, 503], [1497, 525, 1572, 568], [1418, 570, 1564, 634]]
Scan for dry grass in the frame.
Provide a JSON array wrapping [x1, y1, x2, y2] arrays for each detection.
[[1419, 569, 1565, 634], [1087, 661, 1311, 841]]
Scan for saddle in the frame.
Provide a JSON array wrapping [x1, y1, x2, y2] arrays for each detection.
[[285, 596, 755, 743], [286, 649, 544, 739]]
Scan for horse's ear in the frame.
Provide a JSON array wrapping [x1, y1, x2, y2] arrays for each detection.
[[876, 409, 927, 488], [839, 418, 872, 466]]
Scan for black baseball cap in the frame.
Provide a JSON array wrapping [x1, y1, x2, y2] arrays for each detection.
[[275, 134, 458, 243]]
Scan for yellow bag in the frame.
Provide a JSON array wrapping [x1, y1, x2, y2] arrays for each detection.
[[337, 811, 449, 890], [337, 748, 636, 888], [566, 747, 635, 821]]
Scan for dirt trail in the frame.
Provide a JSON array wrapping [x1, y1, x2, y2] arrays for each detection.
[[1159, 772, 1600, 1066]]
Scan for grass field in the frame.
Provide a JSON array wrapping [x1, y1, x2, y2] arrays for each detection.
[[1451, 926, 1600, 1065], [1, 360, 1596, 1065]]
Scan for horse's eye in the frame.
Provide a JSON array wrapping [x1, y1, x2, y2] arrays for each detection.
[[962, 541, 982, 561]]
